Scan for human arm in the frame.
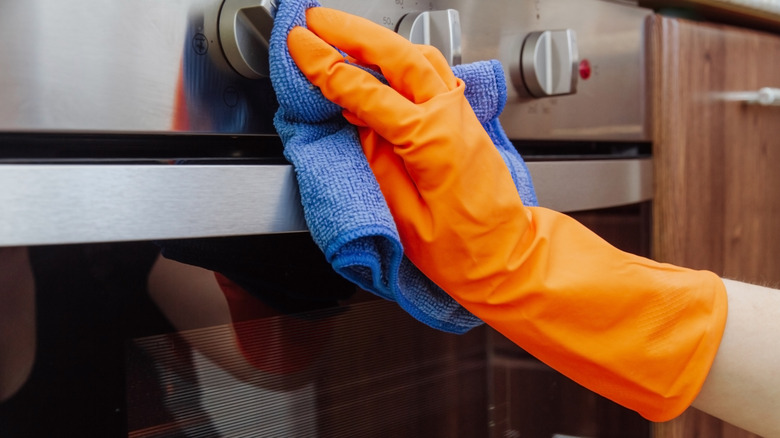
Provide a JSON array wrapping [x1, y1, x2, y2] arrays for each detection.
[[691, 279, 780, 437]]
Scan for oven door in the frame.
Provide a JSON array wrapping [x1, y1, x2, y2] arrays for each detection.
[[0, 204, 652, 438]]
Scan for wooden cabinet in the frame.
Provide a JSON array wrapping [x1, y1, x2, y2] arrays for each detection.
[[650, 14, 780, 438]]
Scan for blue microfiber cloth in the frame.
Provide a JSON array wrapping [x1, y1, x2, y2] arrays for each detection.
[[270, 0, 538, 334]]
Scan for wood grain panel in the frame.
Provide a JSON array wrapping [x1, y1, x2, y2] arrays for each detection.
[[650, 14, 780, 438]]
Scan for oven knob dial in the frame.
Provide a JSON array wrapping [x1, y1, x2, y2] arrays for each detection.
[[396, 9, 462, 66], [219, 0, 278, 79], [514, 29, 578, 98]]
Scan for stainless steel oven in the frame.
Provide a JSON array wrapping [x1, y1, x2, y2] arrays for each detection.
[[0, 0, 654, 436]]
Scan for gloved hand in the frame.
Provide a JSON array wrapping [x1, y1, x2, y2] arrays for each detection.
[[287, 7, 728, 421]]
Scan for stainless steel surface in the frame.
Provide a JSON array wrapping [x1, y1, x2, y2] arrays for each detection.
[[0, 0, 651, 140], [0, 0, 654, 245], [516, 30, 579, 98], [483, 0, 651, 140], [0, 159, 651, 246], [1, 1, 181, 132], [396, 9, 462, 66], [527, 158, 653, 213], [0, 165, 307, 246], [219, 0, 278, 79]]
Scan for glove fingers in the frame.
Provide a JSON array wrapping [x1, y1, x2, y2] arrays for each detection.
[[304, 7, 451, 103], [289, 26, 430, 145], [288, 27, 411, 109], [414, 44, 459, 90]]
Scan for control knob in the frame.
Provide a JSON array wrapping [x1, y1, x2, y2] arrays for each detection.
[[396, 9, 462, 66], [513, 29, 579, 98], [218, 0, 278, 79]]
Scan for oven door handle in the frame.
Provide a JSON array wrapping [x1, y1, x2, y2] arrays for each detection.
[[527, 158, 652, 213], [0, 159, 651, 246], [0, 164, 307, 246]]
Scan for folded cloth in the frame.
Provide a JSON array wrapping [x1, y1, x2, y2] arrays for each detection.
[[270, 0, 538, 333]]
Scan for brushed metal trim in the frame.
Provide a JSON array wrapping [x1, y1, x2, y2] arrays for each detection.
[[0, 165, 307, 246], [528, 158, 653, 212], [0, 160, 652, 246]]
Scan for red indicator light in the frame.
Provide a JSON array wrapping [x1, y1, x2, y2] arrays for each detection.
[[579, 59, 592, 80]]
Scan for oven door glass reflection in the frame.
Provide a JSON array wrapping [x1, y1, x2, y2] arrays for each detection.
[[0, 236, 489, 437], [127, 296, 489, 437]]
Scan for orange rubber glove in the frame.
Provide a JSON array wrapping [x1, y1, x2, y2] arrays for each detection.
[[287, 7, 728, 422]]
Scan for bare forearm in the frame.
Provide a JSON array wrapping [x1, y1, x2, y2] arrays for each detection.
[[692, 278, 780, 437]]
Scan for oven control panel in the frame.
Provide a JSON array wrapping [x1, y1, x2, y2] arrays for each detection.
[[217, 0, 579, 99], [213, 0, 651, 141], [0, 0, 651, 141]]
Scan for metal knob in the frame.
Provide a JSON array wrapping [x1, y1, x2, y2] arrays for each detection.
[[396, 9, 462, 66], [514, 29, 579, 98], [218, 0, 278, 79]]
